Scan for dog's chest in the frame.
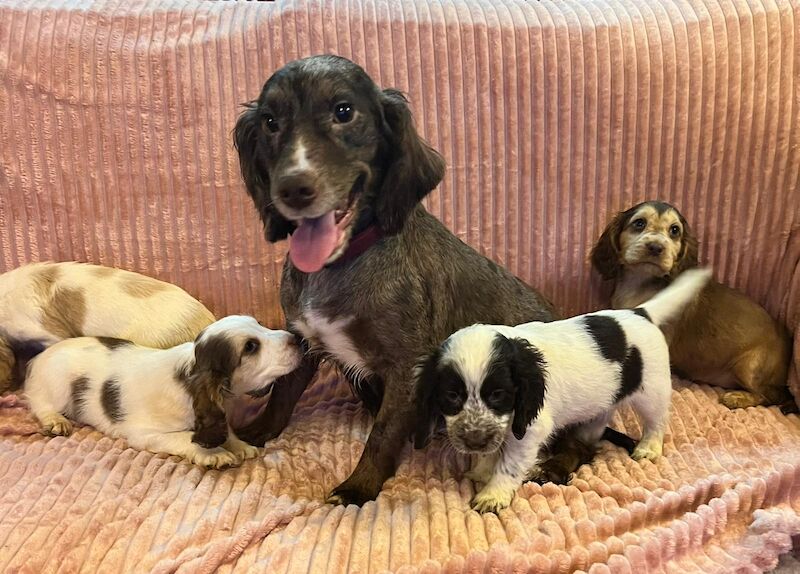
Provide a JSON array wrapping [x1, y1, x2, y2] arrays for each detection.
[[292, 310, 372, 378]]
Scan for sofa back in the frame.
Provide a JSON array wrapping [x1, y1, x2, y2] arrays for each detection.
[[1, 0, 797, 339]]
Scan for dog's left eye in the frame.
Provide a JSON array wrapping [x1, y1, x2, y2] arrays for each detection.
[[489, 389, 508, 401], [631, 218, 646, 231], [333, 102, 354, 123], [669, 224, 681, 237], [263, 114, 280, 133], [243, 338, 260, 355]]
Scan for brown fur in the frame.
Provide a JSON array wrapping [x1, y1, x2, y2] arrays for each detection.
[[120, 274, 169, 298], [591, 201, 794, 411], [91, 266, 116, 278], [41, 287, 87, 339], [0, 336, 14, 393]]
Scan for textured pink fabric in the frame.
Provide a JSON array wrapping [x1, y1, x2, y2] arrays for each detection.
[[1, 0, 799, 571]]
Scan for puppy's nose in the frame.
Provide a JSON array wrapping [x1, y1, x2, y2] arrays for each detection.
[[276, 174, 317, 210], [461, 430, 488, 450], [646, 242, 664, 256]]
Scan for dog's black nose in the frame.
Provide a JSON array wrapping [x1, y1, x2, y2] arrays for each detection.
[[461, 430, 488, 450], [646, 242, 664, 256], [277, 174, 317, 210]]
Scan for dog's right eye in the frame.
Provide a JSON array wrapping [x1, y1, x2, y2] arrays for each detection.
[[263, 114, 280, 133], [333, 102, 354, 123], [444, 390, 461, 403], [631, 218, 646, 231], [243, 338, 260, 355]]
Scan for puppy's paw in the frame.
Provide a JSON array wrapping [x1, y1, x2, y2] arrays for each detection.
[[470, 485, 515, 514], [631, 445, 661, 462], [720, 390, 761, 410], [224, 436, 261, 463], [326, 476, 381, 507], [40, 414, 73, 437], [191, 448, 238, 469]]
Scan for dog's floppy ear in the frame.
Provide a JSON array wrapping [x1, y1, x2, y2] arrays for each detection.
[[186, 333, 239, 448], [497, 336, 547, 440], [674, 216, 699, 274], [591, 211, 626, 280], [412, 347, 444, 449], [233, 103, 295, 243], [376, 89, 446, 235]]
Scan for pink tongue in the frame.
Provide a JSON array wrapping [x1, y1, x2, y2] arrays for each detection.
[[289, 212, 339, 273]]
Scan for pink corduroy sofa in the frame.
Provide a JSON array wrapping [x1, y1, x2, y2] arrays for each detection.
[[1, 1, 799, 572]]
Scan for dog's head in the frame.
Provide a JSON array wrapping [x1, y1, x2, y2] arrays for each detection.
[[591, 200, 698, 281], [185, 315, 302, 447], [233, 54, 446, 273], [413, 325, 547, 454]]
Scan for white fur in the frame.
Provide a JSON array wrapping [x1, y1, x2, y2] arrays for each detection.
[[290, 140, 314, 173], [439, 269, 711, 513], [0, 261, 215, 349], [25, 315, 301, 468], [293, 311, 372, 383]]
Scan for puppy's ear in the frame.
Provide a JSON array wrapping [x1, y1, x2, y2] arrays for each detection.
[[591, 212, 626, 280], [674, 218, 699, 274], [376, 89, 446, 235], [499, 336, 547, 440], [187, 334, 239, 448], [233, 104, 294, 243], [412, 347, 443, 449]]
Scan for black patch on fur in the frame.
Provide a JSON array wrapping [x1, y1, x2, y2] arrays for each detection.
[[70, 376, 90, 418], [615, 346, 643, 402], [601, 427, 637, 454], [584, 315, 627, 363], [96, 337, 132, 350], [493, 335, 548, 440], [10, 338, 48, 388], [632, 308, 651, 322], [101, 378, 124, 423]]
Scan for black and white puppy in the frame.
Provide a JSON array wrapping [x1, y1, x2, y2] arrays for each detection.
[[25, 316, 301, 468], [414, 269, 712, 513]]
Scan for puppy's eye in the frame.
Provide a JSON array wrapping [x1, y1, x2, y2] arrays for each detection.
[[333, 102, 354, 123], [489, 389, 508, 401], [263, 114, 280, 133], [670, 224, 681, 238], [631, 218, 646, 231], [243, 338, 260, 355], [444, 390, 461, 403]]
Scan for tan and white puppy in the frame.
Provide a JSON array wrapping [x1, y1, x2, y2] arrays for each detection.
[[591, 201, 793, 411], [0, 261, 216, 392], [25, 316, 302, 468]]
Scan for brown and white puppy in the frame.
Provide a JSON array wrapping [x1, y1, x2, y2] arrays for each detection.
[[591, 200, 794, 411], [0, 261, 216, 392], [24, 316, 301, 468], [233, 55, 627, 506]]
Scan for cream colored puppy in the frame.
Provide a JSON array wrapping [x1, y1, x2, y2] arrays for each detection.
[[0, 261, 215, 391]]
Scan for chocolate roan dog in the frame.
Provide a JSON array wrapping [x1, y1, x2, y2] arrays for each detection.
[[233, 55, 625, 505]]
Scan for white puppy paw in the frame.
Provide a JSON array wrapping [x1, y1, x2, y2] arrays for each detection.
[[632, 443, 662, 461], [191, 447, 238, 469], [40, 413, 73, 437], [224, 436, 261, 463], [470, 484, 515, 514]]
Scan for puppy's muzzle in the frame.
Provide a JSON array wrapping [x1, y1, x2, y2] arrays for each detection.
[[458, 429, 492, 451]]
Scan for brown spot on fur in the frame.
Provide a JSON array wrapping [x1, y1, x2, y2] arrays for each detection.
[[32, 265, 62, 299], [0, 336, 15, 393], [120, 275, 169, 298], [91, 266, 116, 278], [41, 287, 87, 339]]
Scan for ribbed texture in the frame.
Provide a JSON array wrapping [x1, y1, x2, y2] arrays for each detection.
[[1, 0, 799, 571], [1, 375, 800, 573]]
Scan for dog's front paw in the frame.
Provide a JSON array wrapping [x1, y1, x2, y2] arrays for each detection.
[[191, 448, 238, 469], [326, 476, 382, 507], [40, 413, 73, 437], [470, 485, 515, 514], [631, 445, 661, 462], [225, 436, 261, 463]]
